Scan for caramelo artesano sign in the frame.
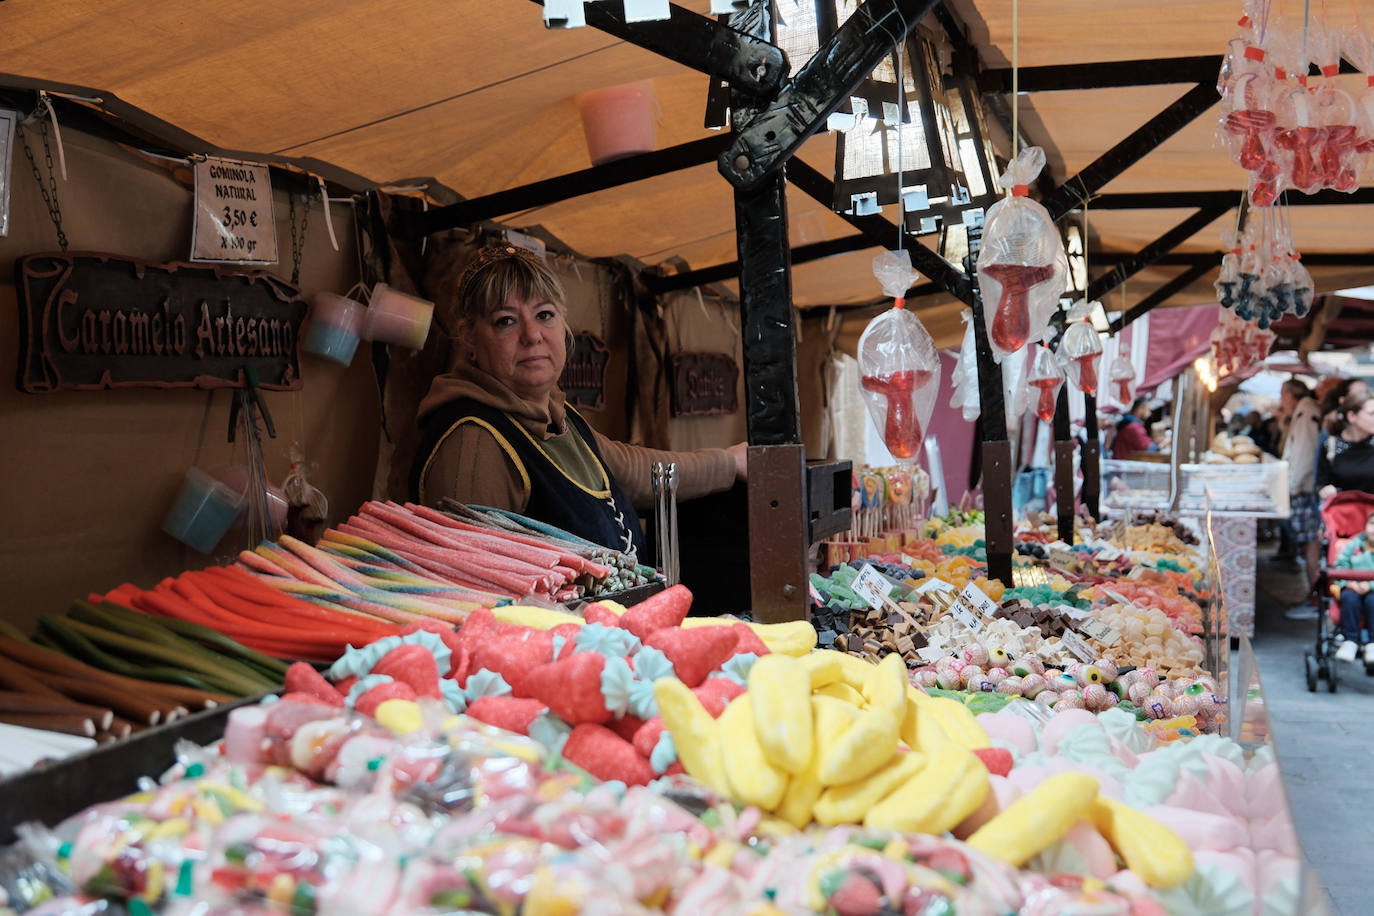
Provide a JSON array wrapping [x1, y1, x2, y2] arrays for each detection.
[[15, 252, 306, 393]]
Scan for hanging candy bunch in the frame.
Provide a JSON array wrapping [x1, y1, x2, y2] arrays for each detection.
[[975, 147, 1069, 363], [857, 251, 941, 461], [1218, 6, 1365, 205], [1107, 342, 1137, 407], [1056, 299, 1105, 396], [1213, 208, 1314, 327], [1210, 308, 1277, 377], [1026, 345, 1066, 422]]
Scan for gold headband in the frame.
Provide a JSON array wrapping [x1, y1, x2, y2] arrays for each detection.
[[455, 243, 547, 310]]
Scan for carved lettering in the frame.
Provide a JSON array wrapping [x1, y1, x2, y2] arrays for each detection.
[[670, 352, 739, 417], [130, 312, 150, 354], [196, 303, 216, 359], [56, 290, 81, 353], [113, 311, 129, 355]]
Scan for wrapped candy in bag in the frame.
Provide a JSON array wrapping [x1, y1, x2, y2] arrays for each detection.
[[1108, 344, 1138, 407], [858, 251, 941, 461], [976, 147, 1069, 361], [949, 310, 981, 421], [1027, 345, 1067, 422], [1058, 299, 1104, 395]]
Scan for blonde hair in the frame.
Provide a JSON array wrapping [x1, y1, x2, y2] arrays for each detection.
[[455, 244, 566, 327]]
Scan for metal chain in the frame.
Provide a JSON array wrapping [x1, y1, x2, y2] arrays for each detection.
[[17, 119, 69, 251], [288, 191, 309, 286]]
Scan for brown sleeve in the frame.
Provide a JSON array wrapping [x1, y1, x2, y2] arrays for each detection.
[[419, 422, 529, 512], [592, 431, 737, 510]]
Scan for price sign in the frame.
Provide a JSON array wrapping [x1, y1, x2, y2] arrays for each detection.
[[1078, 617, 1122, 647], [1094, 544, 1122, 563], [1056, 604, 1090, 621], [853, 564, 896, 611], [916, 646, 947, 663], [1047, 543, 1077, 570], [1100, 587, 1136, 607], [901, 552, 919, 567], [1060, 630, 1096, 663], [192, 156, 278, 265], [950, 582, 997, 633]]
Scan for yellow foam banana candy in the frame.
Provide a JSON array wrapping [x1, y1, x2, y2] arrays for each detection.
[[492, 604, 586, 630], [1090, 795, 1195, 888], [909, 690, 990, 749], [829, 650, 881, 690], [812, 748, 925, 826], [776, 696, 857, 828], [966, 771, 1100, 866], [718, 696, 788, 810], [814, 682, 867, 705], [901, 688, 951, 752], [654, 678, 730, 796], [863, 741, 988, 835], [799, 650, 845, 689], [817, 706, 900, 785], [747, 653, 814, 774], [861, 652, 908, 720]]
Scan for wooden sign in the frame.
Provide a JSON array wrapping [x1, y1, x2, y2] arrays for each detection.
[[669, 351, 739, 417], [560, 330, 609, 410], [15, 252, 305, 393]]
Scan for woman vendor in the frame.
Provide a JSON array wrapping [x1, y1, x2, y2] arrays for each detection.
[[410, 244, 746, 557], [1317, 390, 1374, 500]]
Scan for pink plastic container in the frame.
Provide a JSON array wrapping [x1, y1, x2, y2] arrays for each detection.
[[363, 283, 434, 350], [575, 81, 659, 165]]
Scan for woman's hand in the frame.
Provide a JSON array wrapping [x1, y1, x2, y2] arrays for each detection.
[[1319, 484, 1338, 502], [727, 442, 748, 482]]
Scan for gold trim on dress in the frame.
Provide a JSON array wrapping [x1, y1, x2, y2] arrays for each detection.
[[419, 417, 532, 510]]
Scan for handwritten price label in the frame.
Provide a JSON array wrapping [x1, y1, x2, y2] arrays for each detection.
[[1060, 630, 1096, 662], [916, 577, 957, 596], [191, 156, 278, 265], [1078, 617, 1122, 647], [853, 564, 896, 611], [950, 582, 997, 633]]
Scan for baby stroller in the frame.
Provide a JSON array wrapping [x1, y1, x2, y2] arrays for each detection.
[[1305, 490, 1374, 692]]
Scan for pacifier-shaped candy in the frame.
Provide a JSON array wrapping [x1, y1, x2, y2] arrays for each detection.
[[857, 261, 941, 462], [1027, 344, 1067, 422], [1058, 298, 1105, 395]]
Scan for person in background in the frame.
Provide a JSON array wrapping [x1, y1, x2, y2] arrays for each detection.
[[410, 244, 745, 556], [1330, 507, 1374, 664], [1317, 389, 1374, 500], [1111, 397, 1156, 459], [1279, 379, 1324, 619]]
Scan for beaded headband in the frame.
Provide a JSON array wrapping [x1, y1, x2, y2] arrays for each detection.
[[455, 243, 550, 314]]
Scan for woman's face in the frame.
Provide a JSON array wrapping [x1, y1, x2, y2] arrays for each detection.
[[1347, 398, 1374, 439], [463, 290, 567, 402]]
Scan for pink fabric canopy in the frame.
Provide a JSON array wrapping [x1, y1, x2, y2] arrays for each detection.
[[1141, 304, 1220, 391]]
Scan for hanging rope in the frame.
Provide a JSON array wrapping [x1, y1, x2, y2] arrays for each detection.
[[1012, 0, 1020, 167]]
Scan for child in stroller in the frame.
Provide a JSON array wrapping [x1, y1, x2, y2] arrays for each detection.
[[1331, 503, 1374, 664]]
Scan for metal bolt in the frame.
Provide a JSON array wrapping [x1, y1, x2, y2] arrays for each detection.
[[734, 153, 751, 172], [783, 584, 797, 598], [752, 60, 768, 81]]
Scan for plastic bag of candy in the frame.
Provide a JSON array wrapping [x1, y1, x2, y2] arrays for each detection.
[[1058, 298, 1104, 395], [1027, 344, 1067, 422], [976, 147, 1069, 362], [858, 252, 941, 461]]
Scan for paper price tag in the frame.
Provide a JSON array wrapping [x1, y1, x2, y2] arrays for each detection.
[[916, 577, 957, 595], [1047, 546, 1077, 570], [1100, 587, 1136, 608], [190, 156, 278, 264], [1078, 617, 1122, 647], [1094, 545, 1122, 563], [958, 582, 999, 617], [901, 552, 919, 567], [852, 564, 894, 611], [1056, 604, 1090, 621], [916, 646, 948, 663], [1060, 630, 1096, 662]]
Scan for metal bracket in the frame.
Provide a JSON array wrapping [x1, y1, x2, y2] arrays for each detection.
[[807, 458, 854, 543], [719, 0, 942, 190], [529, 0, 787, 96], [747, 444, 810, 623]]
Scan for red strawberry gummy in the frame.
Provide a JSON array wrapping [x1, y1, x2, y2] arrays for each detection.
[[465, 695, 548, 735], [525, 652, 612, 724], [562, 723, 656, 785], [355, 679, 417, 718], [971, 747, 1014, 777], [692, 677, 745, 715], [643, 626, 739, 687], [371, 644, 443, 699], [582, 603, 621, 627], [730, 623, 770, 657], [469, 629, 554, 695], [618, 584, 693, 639], [284, 662, 344, 706]]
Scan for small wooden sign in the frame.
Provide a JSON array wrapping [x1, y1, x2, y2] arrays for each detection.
[[669, 351, 739, 417], [560, 330, 609, 410], [15, 252, 305, 393]]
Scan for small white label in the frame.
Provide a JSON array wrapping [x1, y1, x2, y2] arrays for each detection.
[[852, 564, 893, 610], [901, 552, 918, 567], [916, 646, 947, 663], [1078, 617, 1122, 647], [1047, 546, 1077, 570], [191, 156, 278, 264], [1060, 631, 1096, 662], [958, 582, 999, 616], [1100, 587, 1136, 607], [1056, 604, 1090, 621], [1095, 545, 1122, 562]]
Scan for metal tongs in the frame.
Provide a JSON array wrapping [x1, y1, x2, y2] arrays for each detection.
[[651, 461, 680, 585]]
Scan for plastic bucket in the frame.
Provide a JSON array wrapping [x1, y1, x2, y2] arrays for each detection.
[[363, 283, 434, 350], [303, 292, 366, 365], [574, 81, 659, 166], [161, 467, 247, 554], [209, 464, 289, 536]]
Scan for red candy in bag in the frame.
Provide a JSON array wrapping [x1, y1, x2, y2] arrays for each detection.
[[857, 252, 940, 462], [976, 147, 1068, 363]]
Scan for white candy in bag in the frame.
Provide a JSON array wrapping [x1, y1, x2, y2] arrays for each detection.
[[1027, 344, 1066, 422], [976, 148, 1069, 362], [858, 253, 940, 461], [1108, 344, 1137, 406], [1058, 298, 1104, 395], [949, 311, 980, 421]]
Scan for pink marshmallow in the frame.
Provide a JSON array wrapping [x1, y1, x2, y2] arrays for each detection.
[[1040, 708, 1103, 756], [976, 711, 1038, 756], [1145, 805, 1248, 853]]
